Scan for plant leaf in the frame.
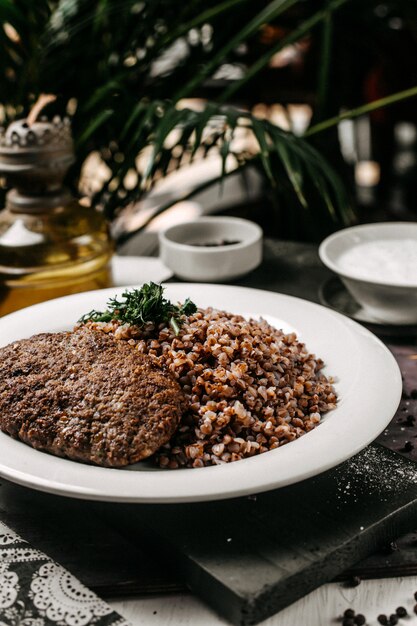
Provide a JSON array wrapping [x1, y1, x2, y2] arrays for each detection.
[[274, 139, 308, 209], [219, 0, 349, 103], [173, 0, 299, 101], [251, 117, 274, 184], [76, 108, 114, 147]]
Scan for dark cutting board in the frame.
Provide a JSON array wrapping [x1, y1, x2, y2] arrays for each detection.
[[1, 343, 417, 625], [105, 444, 417, 626]]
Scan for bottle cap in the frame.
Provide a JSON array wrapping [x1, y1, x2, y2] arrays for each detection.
[[0, 116, 74, 193]]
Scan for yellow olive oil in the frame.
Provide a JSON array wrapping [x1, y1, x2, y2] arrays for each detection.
[[0, 117, 113, 317], [0, 200, 113, 316]]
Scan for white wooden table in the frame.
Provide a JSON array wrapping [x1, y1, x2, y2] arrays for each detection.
[[110, 577, 417, 625]]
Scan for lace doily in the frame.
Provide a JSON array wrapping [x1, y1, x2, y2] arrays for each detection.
[[0, 521, 131, 626]]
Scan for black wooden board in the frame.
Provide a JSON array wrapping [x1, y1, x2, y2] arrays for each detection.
[[100, 444, 417, 625]]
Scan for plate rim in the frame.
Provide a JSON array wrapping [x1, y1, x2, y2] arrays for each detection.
[[0, 283, 402, 503]]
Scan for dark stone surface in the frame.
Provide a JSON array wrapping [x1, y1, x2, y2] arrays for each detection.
[[1, 239, 417, 625], [234, 239, 332, 303]]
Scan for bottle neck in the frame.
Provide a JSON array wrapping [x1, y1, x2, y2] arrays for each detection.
[[6, 187, 73, 214]]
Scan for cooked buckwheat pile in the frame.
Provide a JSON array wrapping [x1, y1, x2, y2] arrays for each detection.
[[84, 307, 337, 468]]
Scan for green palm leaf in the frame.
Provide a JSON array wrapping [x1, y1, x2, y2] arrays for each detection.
[[93, 101, 352, 227], [2, 0, 417, 238]]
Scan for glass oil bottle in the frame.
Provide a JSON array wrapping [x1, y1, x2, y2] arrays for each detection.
[[0, 117, 113, 316]]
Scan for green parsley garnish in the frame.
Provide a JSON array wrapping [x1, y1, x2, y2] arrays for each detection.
[[79, 282, 197, 335]]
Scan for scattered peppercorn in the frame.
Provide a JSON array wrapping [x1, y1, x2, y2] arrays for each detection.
[[406, 414, 416, 426], [336, 589, 416, 625], [401, 441, 414, 452], [381, 541, 399, 555], [348, 576, 361, 587], [410, 389, 417, 399]]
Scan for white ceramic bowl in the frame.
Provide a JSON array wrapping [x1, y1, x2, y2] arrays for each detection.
[[159, 217, 263, 282], [319, 222, 417, 324]]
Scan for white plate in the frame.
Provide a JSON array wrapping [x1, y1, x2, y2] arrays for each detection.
[[0, 284, 401, 503]]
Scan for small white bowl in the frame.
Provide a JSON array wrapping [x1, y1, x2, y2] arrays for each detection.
[[159, 217, 263, 282], [319, 222, 417, 324]]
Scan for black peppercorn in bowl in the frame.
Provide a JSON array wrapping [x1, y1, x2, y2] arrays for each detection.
[[159, 216, 263, 281]]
